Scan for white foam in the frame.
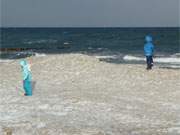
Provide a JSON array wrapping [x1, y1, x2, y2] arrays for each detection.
[[160, 65, 180, 69], [35, 53, 46, 57], [0, 59, 14, 63], [63, 42, 70, 45], [123, 55, 180, 64], [174, 53, 180, 55], [171, 53, 180, 57], [123, 55, 144, 61], [24, 39, 57, 44], [155, 57, 180, 63], [95, 55, 117, 59], [16, 51, 34, 56]]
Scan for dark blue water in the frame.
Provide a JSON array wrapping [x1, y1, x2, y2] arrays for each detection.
[[1, 28, 179, 55], [0, 28, 180, 68]]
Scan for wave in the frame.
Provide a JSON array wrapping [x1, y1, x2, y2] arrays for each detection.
[[16, 51, 34, 55], [15, 51, 46, 57], [123, 55, 180, 64], [24, 39, 57, 44], [171, 53, 180, 57], [16, 52, 46, 57], [34, 53, 46, 57], [63, 42, 70, 45]]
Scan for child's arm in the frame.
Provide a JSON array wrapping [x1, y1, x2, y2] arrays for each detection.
[[28, 64, 31, 71], [23, 69, 29, 80], [152, 44, 155, 55]]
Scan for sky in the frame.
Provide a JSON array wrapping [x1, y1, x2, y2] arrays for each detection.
[[1, 0, 180, 27]]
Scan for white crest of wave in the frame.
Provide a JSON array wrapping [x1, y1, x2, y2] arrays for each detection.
[[123, 55, 180, 64], [35, 53, 46, 57]]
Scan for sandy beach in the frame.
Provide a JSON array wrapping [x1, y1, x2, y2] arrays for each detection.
[[0, 53, 180, 135]]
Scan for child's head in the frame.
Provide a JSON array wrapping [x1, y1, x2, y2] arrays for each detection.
[[145, 35, 153, 42], [20, 60, 27, 67]]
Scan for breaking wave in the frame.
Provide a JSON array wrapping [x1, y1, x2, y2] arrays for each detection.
[[123, 55, 180, 64]]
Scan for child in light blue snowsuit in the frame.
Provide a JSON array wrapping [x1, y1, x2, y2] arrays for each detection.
[[20, 60, 32, 96]]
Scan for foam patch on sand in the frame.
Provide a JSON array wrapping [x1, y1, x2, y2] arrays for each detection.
[[95, 55, 117, 59], [0, 59, 14, 63]]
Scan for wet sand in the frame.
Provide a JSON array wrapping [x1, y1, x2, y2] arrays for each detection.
[[0, 53, 180, 135]]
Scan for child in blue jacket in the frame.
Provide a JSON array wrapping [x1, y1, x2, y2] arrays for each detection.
[[20, 60, 32, 96], [144, 35, 155, 70]]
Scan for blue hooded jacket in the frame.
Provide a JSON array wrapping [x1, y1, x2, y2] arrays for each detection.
[[20, 60, 32, 81], [144, 36, 154, 56]]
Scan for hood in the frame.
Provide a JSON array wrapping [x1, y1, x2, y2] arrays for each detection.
[[145, 35, 153, 42], [20, 60, 27, 67]]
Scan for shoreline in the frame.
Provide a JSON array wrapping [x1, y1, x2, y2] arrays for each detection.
[[1, 51, 180, 70]]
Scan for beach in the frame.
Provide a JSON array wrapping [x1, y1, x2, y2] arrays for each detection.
[[0, 53, 180, 135]]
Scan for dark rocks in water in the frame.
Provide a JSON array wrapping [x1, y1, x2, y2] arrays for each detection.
[[0, 48, 30, 52]]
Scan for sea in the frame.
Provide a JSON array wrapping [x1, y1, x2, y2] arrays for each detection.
[[0, 27, 180, 68]]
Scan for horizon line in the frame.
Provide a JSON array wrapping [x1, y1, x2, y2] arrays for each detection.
[[0, 26, 180, 28]]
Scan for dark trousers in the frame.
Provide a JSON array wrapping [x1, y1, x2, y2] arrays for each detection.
[[146, 56, 153, 69]]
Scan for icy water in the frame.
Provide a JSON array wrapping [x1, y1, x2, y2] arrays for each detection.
[[0, 27, 180, 67]]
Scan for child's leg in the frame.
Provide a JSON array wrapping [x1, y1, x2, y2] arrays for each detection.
[[150, 56, 154, 66], [23, 81, 28, 96], [24, 79, 32, 96], [23, 81, 26, 90], [146, 56, 152, 69], [146, 56, 148, 67]]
